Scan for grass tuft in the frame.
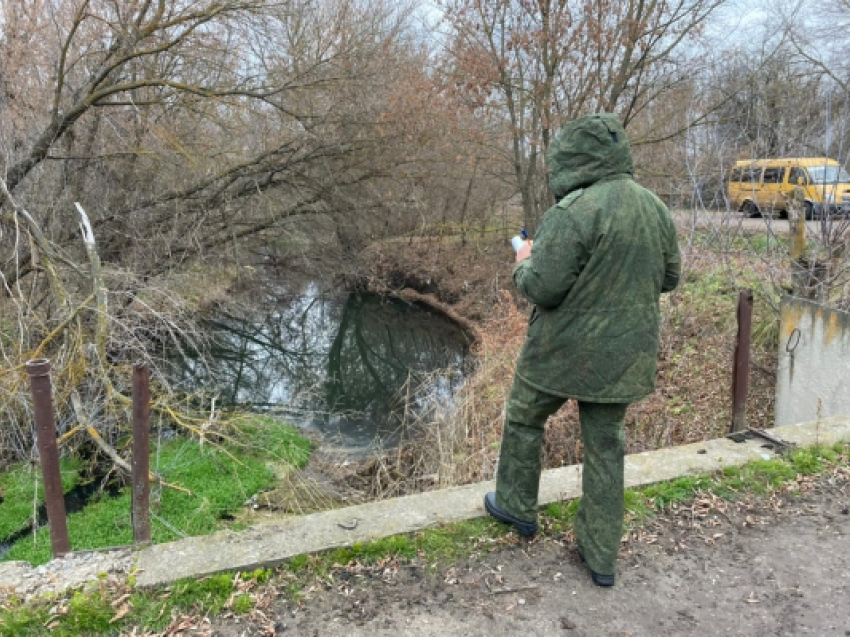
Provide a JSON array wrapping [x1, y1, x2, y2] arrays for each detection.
[[640, 475, 712, 509]]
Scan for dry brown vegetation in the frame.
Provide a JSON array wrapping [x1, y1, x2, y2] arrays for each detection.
[[328, 224, 783, 499]]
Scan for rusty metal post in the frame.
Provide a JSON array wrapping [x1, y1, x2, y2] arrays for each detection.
[[731, 290, 754, 433], [132, 364, 151, 544], [25, 358, 70, 558]]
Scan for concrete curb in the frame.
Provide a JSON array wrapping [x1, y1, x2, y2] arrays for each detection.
[[129, 416, 850, 588]]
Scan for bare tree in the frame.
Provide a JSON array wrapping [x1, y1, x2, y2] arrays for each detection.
[[0, 0, 486, 462], [439, 0, 726, 232], [0, 1, 470, 280]]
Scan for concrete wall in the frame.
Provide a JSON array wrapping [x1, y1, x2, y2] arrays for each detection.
[[776, 296, 850, 426]]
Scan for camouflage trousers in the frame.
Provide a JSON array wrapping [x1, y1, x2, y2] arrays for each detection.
[[495, 376, 628, 576]]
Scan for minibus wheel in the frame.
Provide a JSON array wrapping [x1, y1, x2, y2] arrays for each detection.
[[804, 202, 814, 220], [742, 200, 760, 217]]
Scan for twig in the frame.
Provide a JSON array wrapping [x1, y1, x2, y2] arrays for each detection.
[[29, 292, 96, 360], [488, 584, 539, 596], [152, 475, 194, 496], [150, 511, 188, 538], [56, 425, 83, 447]]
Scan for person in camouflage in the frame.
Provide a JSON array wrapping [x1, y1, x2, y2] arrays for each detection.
[[484, 113, 681, 586]]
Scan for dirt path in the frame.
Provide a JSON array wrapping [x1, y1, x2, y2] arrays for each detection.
[[202, 472, 849, 637]]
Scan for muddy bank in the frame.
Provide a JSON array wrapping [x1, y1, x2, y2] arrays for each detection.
[[343, 234, 520, 323]]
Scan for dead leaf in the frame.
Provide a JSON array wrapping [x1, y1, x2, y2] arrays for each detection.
[[111, 592, 132, 608], [110, 604, 132, 623]]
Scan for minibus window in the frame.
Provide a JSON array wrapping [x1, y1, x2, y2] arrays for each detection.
[[762, 167, 784, 183], [738, 167, 760, 183], [807, 166, 850, 184], [789, 168, 807, 185]]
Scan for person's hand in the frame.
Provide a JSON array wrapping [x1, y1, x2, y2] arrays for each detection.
[[515, 240, 532, 263]]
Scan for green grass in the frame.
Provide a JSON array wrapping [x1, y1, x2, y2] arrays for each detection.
[[629, 443, 844, 510], [679, 263, 778, 314], [293, 517, 499, 581], [669, 257, 783, 363], [0, 587, 117, 637], [0, 457, 82, 539], [1, 418, 312, 565], [543, 499, 580, 532], [230, 415, 313, 466], [640, 475, 713, 508]]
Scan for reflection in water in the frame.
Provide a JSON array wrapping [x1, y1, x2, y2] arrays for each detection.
[[171, 283, 469, 450]]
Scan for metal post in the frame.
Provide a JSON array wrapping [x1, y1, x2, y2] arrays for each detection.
[[25, 358, 70, 558], [787, 190, 808, 296], [132, 364, 151, 544], [731, 290, 754, 433]]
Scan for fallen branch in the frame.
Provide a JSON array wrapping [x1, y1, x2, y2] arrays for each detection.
[[487, 583, 540, 596], [395, 288, 480, 345], [0, 176, 82, 306]]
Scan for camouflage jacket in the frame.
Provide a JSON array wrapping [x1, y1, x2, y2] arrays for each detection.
[[514, 113, 680, 403]]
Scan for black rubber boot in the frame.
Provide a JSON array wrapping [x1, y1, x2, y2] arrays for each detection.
[[484, 492, 538, 537], [577, 549, 615, 587]]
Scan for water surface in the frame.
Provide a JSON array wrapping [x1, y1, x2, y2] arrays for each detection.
[[170, 282, 470, 451]]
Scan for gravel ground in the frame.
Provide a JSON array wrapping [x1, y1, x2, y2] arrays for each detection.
[[0, 547, 135, 601]]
